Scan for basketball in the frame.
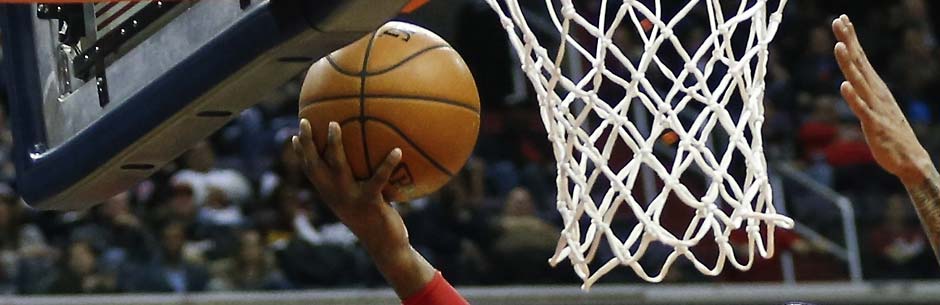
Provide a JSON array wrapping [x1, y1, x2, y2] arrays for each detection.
[[298, 21, 480, 202]]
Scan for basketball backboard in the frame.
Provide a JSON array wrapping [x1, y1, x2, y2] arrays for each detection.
[[0, 0, 411, 210]]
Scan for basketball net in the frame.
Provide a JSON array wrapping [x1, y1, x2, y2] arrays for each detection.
[[484, 0, 794, 287]]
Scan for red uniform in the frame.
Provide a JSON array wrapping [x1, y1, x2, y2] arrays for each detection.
[[402, 272, 469, 305]]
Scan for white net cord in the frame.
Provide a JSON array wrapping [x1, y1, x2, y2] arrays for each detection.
[[484, 0, 795, 287]]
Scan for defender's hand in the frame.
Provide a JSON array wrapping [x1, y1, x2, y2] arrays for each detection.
[[832, 15, 935, 185]]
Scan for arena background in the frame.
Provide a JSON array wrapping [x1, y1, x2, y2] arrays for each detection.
[[1, 0, 940, 304]]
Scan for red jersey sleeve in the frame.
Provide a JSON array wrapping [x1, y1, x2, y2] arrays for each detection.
[[402, 272, 469, 305]]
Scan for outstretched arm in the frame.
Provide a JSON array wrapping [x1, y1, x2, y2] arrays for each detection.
[[292, 119, 435, 297], [292, 119, 469, 305], [832, 15, 940, 262]]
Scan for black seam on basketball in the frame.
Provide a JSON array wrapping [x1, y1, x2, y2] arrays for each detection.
[[365, 45, 451, 76], [363, 117, 455, 177], [302, 95, 480, 113], [360, 33, 379, 177], [325, 45, 453, 78], [325, 56, 360, 77]]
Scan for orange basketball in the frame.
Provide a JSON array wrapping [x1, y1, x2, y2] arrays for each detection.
[[299, 21, 480, 202]]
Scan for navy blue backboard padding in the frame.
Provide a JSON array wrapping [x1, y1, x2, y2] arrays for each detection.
[[0, 5, 48, 179], [0, 1, 337, 205]]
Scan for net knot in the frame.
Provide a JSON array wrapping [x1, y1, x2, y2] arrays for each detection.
[[560, 4, 577, 19], [718, 23, 732, 36], [676, 245, 689, 254], [643, 230, 657, 241], [746, 225, 760, 234], [631, 72, 646, 82], [711, 49, 724, 60], [709, 171, 723, 182], [665, 176, 680, 187], [729, 63, 744, 75], [709, 204, 720, 213], [638, 147, 654, 160], [695, 207, 709, 218], [657, 104, 673, 118], [708, 103, 723, 113], [661, 27, 675, 40], [729, 133, 742, 145]]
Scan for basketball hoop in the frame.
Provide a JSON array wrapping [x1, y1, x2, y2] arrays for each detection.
[[484, 0, 794, 287]]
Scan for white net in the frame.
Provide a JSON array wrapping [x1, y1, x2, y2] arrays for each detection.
[[484, 0, 795, 287]]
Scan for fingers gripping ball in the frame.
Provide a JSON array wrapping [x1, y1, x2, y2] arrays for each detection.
[[299, 22, 480, 202]]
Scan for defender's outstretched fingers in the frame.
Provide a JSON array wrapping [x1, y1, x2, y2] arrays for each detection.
[[834, 43, 874, 102], [840, 82, 873, 121], [833, 16, 881, 88], [365, 148, 403, 196], [833, 18, 863, 57]]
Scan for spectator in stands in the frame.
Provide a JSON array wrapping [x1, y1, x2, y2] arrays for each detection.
[[126, 222, 210, 293], [256, 184, 308, 246], [265, 185, 363, 288], [174, 141, 252, 207], [799, 95, 840, 166], [489, 187, 559, 284], [208, 229, 290, 291], [825, 119, 880, 191], [868, 194, 935, 279], [826, 119, 876, 169], [406, 165, 494, 285], [197, 182, 246, 228], [47, 241, 116, 294], [69, 193, 153, 273], [150, 179, 199, 230], [155, 174, 245, 262], [258, 128, 307, 201], [0, 186, 55, 294]]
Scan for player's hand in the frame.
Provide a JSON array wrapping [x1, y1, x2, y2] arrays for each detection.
[[292, 119, 436, 298], [832, 15, 936, 186], [291, 119, 408, 250]]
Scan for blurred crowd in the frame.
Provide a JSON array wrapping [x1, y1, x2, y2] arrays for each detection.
[[0, 0, 937, 295]]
